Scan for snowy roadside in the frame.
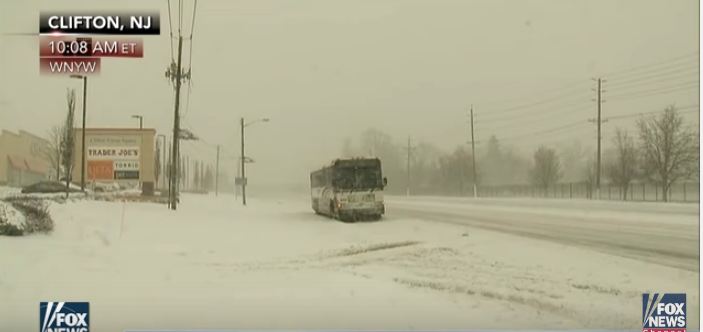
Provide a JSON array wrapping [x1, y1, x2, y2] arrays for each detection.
[[0, 193, 698, 331], [0, 200, 26, 230]]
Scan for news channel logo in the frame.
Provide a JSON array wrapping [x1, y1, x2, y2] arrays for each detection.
[[39, 302, 89, 332], [643, 293, 686, 332]]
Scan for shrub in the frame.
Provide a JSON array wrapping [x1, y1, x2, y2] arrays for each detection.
[[4, 198, 53, 234]]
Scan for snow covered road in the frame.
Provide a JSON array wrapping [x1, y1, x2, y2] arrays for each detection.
[[387, 196, 699, 271], [0, 193, 698, 331]]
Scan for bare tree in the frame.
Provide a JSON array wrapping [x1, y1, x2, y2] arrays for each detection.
[[604, 128, 638, 200], [637, 105, 698, 202], [61, 89, 77, 194], [582, 157, 597, 199], [529, 145, 561, 196], [438, 146, 474, 195], [45, 125, 64, 181]]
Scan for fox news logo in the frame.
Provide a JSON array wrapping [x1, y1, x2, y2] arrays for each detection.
[[39, 302, 89, 332], [643, 293, 686, 332]]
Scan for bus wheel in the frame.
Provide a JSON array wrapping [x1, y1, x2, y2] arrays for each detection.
[[341, 213, 356, 223], [329, 201, 338, 219]]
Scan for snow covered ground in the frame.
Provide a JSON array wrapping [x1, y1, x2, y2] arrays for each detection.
[[0, 200, 25, 229], [0, 193, 698, 331], [388, 195, 699, 271]]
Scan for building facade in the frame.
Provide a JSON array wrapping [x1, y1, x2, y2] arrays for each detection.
[[0, 130, 51, 187], [72, 128, 156, 194]]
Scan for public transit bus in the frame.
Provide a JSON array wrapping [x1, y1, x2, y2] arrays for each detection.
[[310, 158, 387, 222]]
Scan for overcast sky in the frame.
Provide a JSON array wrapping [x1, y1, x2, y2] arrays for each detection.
[[0, 0, 699, 189]]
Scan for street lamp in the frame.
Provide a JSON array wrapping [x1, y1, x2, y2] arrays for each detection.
[[70, 74, 87, 191], [131, 115, 143, 129], [240, 117, 270, 205], [157, 134, 166, 191]]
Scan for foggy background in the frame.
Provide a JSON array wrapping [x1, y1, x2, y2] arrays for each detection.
[[0, 0, 699, 196]]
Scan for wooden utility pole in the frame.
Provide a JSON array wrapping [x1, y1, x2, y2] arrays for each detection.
[[594, 78, 603, 200], [405, 136, 415, 196], [215, 145, 220, 196], [240, 118, 247, 205], [168, 36, 184, 210], [162, 136, 167, 191], [470, 105, 478, 198], [80, 77, 87, 191]]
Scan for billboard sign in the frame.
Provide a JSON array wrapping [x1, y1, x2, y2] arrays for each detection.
[[86, 135, 141, 181]]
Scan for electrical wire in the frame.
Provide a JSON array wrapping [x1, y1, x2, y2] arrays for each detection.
[[601, 51, 699, 78], [477, 98, 592, 126], [606, 82, 699, 101], [478, 89, 592, 121], [605, 70, 699, 91], [606, 105, 699, 121], [606, 66, 698, 89], [166, 0, 174, 62], [476, 79, 591, 107]]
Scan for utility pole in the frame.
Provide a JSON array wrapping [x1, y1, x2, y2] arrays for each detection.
[[240, 118, 246, 205], [404, 136, 415, 196], [469, 105, 478, 198], [186, 155, 190, 191], [168, 36, 184, 210], [235, 153, 240, 200], [200, 160, 204, 191], [596, 78, 601, 200], [69, 74, 88, 191], [590, 78, 606, 200], [161, 135, 167, 190], [167, 139, 171, 203], [215, 145, 220, 196], [80, 77, 87, 192]]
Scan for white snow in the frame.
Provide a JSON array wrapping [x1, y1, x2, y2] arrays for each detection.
[[0, 193, 698, 331], [0, 201, 25, 230], [0, 186, 20, 199]]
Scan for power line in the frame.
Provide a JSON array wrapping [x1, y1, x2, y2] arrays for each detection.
[[486, 106, 696, 147], [497, 119, 589, 142], [476, 79, 591, 107], [606, 105, 699, 121], [606, 58, 698, 81], [477, 98, 591, 126], [478, 89, 591, 121], [166, 0, 174, 61], [179, 0, 183, 33], [181, 0, 198, 122], [601, 51, 699, 78], [477, 104, 592, 135], [606, 65, 698, 88], [607, 81, 699, 101], [605, 70, 699, 91]]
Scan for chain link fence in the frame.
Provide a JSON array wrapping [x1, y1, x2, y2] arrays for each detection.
[[476, 182, 699, 202]]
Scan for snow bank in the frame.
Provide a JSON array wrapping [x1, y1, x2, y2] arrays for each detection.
[[0, 200, 25, 230], [0, 186, 20, 199]]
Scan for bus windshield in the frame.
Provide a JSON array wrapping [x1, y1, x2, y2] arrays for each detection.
[[334, 166, 382, 190]]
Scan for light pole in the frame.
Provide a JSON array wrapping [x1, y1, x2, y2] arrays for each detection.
[[157, 134, 166, 190], [131, 115, 143, 129], [70, 74, 87, 191], [240, 117, 270, 206]]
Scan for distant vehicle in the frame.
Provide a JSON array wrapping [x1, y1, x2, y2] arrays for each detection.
[[310, 158, 387, 222], [21, 181, 82, 194]]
